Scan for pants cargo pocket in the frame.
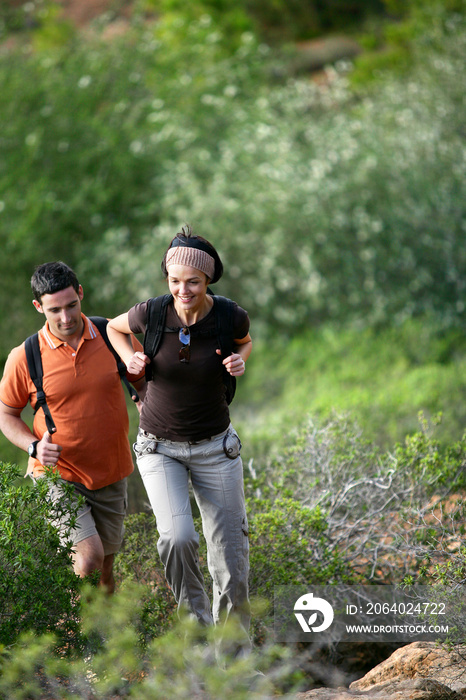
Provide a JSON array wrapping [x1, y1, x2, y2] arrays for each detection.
[[223, 428, 242, 460], [133, 434, 158, 457]]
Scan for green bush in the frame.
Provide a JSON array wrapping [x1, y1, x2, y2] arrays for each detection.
[[1, 417, 465, 695], [113, 490, 351, 648], [114, 415, 466, 654], [0, 463, 82, 650], [0, 1, 48, 35], [115, 414, 465, 635], [248, 414, 466, 584], [392, 414, 466, 491], [0, 1, 74, 47], [248, 497, 350, 599], [83, 7, 466, 337], [0, 586, 304, 699]]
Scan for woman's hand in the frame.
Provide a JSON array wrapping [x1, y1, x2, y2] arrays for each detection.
[[217, 350, 246, 376], [127, 351, 150, 375], [133, 383, 147, 415]]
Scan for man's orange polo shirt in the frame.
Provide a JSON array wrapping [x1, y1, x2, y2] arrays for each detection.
[[0, 315, 143, 490]]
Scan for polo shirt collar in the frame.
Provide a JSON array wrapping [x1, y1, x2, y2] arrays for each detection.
[[41, 314, 96, 349]]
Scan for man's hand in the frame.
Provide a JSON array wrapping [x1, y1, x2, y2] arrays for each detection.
[[36, 430, 62, 467]]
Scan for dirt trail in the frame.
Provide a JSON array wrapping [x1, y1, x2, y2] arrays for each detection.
[[59, 0, 130, 27]]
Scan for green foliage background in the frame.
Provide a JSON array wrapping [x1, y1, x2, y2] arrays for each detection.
[[0, 0, 465, 355], [0, 0, 464, 490], [0, 2, 465, 686]]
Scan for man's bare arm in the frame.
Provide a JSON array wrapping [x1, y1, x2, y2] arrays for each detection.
[[0, 401, 62, 466]]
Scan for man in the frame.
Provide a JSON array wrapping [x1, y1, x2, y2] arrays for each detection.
[[0, 261, 145, 592]]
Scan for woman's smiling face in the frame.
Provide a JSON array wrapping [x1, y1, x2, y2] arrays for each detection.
[[167, 264, 210, 314]]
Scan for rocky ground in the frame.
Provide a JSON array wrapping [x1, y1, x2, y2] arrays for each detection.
[[59, 0, 127, 27], [298, 643, 466, 699]]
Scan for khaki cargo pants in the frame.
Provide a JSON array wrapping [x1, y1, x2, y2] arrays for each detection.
[[134, 424, 250, 643]]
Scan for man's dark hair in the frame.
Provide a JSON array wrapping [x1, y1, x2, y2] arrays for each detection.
[[31, 261, 80, 303]]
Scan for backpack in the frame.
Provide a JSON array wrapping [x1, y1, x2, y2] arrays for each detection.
[[24, 316, 139, 435], [142, 293, 237, 404]]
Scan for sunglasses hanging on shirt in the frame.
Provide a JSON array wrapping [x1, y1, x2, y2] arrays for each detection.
[[179, 327, 191, 363]]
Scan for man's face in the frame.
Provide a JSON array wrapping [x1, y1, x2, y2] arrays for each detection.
[[33, 285, 84, 343]]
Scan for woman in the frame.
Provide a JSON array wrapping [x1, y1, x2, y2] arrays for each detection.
[[107, 226, 252, 648]]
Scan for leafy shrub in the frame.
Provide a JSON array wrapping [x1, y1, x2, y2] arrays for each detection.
[[0, 463, 82, 650], [392, 414, 466, 491], [249, 414, 466, 585], [248, 497, 351, 600], [0, 1, 74, 48], [0, 585, 304, 699], [2, 416, 465, 694], [353, 0, 466, 82]]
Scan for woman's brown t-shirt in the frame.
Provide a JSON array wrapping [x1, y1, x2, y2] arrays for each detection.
[[128, 298, 249, 442]]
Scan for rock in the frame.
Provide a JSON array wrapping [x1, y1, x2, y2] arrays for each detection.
[[297, 678, 460, 698], [60, 0, 113, 27], [350, 642, 466, 694], [297, 641, 403, 690], [291, 36, 362, 74], [296, 642, 466, 699]]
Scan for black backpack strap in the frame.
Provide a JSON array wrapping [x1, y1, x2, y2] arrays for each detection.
[[212, 295, 237, 404], [143, 295, 171, 382], [89, 316, 139, 403], [24, 334, 57, 434]]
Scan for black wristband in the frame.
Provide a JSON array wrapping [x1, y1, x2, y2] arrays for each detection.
[[27, 440, 39, 459]]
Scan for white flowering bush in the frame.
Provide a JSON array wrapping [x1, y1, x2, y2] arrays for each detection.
[[0, 4, 464, 357], [82, 9, 466, 336]]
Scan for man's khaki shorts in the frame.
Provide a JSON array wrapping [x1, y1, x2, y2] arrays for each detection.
[[39, 477, 127, 556]]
